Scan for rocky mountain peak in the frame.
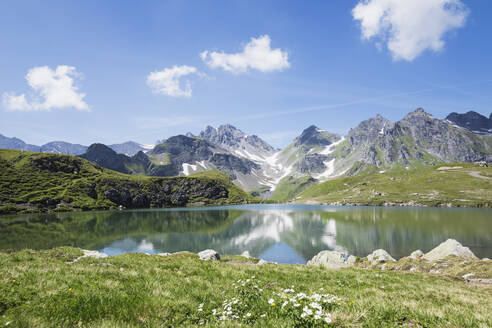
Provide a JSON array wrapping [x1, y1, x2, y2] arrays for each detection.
[[293, 125, 341, 149], [199, 124, 275, 158], [348, 114, 393, 147]]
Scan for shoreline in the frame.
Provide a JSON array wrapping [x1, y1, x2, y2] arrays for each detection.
[[2, 199, 492, 216]]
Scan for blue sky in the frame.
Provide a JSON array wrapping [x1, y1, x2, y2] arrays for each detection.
[[1, 0, 491, 148]]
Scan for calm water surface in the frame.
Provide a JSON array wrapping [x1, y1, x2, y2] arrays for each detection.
[[1, 204, 491, 264]]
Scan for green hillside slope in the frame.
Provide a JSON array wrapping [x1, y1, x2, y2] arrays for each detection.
[[0, 149, 251, 214], [270, 175, 317, 202], [297, 163, 492, 207]]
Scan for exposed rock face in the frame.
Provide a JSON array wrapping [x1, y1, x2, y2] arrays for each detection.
[[307, 250, 357, 269], [343, 108, 492, 169], [410, 250, 424, 260], [423, 239, 477, 262], [200, 124, 275, 159], [294, 125, 340, 148], [152, 135, 258, 176], [102, 176, 229, 208], [296, 154, 332, 173], [198, 249, 220, 261], [367, 249, 396, 265], [446, 111, 492, 135]]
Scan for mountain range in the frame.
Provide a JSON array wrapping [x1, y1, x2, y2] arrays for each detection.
[[0, 135, 151, 156], [2, 109, 491, 196]]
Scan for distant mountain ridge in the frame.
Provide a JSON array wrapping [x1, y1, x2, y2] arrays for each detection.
[[446, 111, 492, 135], [0, 134, 150, 156], [3, 107, 492, 196]]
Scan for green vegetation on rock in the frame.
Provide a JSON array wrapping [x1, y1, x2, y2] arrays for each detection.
[[0, 149, 252, 213], [297, 163, 492, 207], [270, 175, 317, 202]]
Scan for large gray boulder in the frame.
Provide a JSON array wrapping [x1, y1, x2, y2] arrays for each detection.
[[198, 249, 220, 261], [423, 239, 477, 262], [367, 249, 396, 265], [307, 251, 357, 269]]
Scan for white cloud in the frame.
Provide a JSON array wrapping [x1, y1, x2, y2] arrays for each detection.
[[146, 65, 198, 98], [201, 35, 290, 73], [352, 0, 469, 61], [2, 65, 90, 111]]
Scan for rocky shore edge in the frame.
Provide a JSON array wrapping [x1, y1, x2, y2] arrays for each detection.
[[72, 239, 491, 285]]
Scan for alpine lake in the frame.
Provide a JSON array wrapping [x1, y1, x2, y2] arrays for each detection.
[[1, 204, 491, 263]]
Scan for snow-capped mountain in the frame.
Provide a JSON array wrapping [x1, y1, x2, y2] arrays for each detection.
[[200, 124, 276, 162], [3, 108, 492, 196]]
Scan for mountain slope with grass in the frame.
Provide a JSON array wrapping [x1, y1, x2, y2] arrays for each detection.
[[0, 149, 251, 214], [296, 163, 492, 207]]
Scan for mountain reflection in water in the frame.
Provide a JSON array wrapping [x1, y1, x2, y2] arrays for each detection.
[[1, 204, 491, 263]]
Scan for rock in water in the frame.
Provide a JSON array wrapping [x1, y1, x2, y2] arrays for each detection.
[[307, 251, 357, 269], [423, 239, 477, 262], [198, 249, 220, 261], [367, 249, 395, 265], [409, 250, 424, 260]]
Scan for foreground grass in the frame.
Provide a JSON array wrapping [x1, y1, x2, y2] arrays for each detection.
[[0, 248, 491, 327], [298, 163, 492, 207]]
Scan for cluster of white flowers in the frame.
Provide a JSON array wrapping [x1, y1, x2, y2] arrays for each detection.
[[196, 277, 343, 326], [273, 288, 343, 324]]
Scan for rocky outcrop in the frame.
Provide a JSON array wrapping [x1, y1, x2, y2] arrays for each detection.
[[198, 249, 220, 261], [423, 239, 477, 262], [367, 249, 396, 265], [307, 251, 357, 269], [342, 108, 492, 170], [200, 124, 275, 159], [294, 125, 340, 149]]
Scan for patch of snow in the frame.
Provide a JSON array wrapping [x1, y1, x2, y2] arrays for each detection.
[[140, 144, 154, 150], [313, 159, 335, 180], [379, 127, 384, 135], [319, 136, 345, 155], [182, 163, 197, 176]]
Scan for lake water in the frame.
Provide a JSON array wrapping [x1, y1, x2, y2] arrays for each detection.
[[1, 204, 491, 264]]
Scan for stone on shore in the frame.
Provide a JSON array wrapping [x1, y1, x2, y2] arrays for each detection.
[[423, 239, 477, 262], [367, 249, 395, 265], [409, 250, 424, 260], [307, 250, 357, 269], [198, 249, 220, 261]]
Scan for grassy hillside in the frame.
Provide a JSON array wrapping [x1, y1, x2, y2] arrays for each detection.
[[0, 248, 490, 327], [270, 175, 317, 202], [297, 163, 492, 207], [0, 149, 252, 214]]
